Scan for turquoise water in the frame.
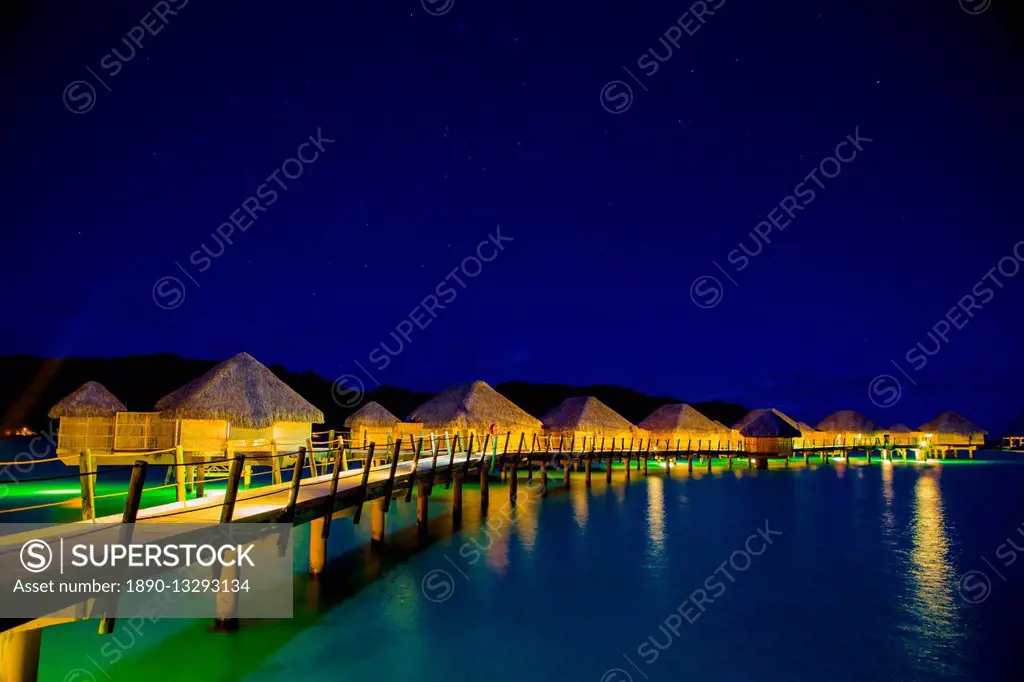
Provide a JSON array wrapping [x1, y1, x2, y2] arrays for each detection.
[[4, 439, 1023, 681]]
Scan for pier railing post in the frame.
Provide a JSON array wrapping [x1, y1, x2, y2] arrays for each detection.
[[510, 433, 523, 505], [541, 435, 550, 494], [352, 443, 374, 524], [196, 457, 206, 497], [220, 453, 245, 524], [99, 460, 148, 635], [453, 435, 470, 525], [427, 435, 440, 493], [320, 447, 344, 539], [285, 446, 307, 517], [406, 437, 425, 504], [605, 442, 613, 484], [270, 440, 282, 483], [174, 444, 186, 502], [480, 434, 491, 510], [383, 439, 403, 512], [444, 433, 458, 490], [79, 448, 95, 522], [622, 440, 630, 481]]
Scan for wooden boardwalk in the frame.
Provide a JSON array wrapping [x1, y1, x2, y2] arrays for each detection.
[[0, 433, 982, 681]]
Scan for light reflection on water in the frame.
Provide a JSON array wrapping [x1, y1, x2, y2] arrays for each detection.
[[906, 468, 961, 676]]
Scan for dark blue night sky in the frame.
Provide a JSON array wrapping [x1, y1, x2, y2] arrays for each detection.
[[1, 0, 1021, 431]]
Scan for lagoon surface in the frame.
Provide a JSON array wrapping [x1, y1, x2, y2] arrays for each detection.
[[4, 440, 1022, 682]]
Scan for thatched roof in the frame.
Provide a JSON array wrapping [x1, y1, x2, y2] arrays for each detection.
[[816, 410, 880, 433], [888, 423, 914, 433], [344, 401, 400, 428], [407, 380, 541, 432], [48, 381, 126, 418], [796, 421, 819, 434], [734, 408, 803, 438], [639, 404, 730, 434], [541, 396, 636, 432], [156, 352, 324, 428], [919, 411, 987, 436]]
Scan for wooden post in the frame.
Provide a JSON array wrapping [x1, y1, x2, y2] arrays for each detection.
[[645, 439, 651, 475], [79, 449, 95, 522], [310, 517, 327, 574], [453, 469, 464, 526], [220, 453, 245, 524], [866, 448, 872, 465], [510, 433, 524, 505], [728, 455, 734, 469], [541, 435, 549, 494], [687, 454, 693, 474], [563, 447, 572, 489], [184, 459, 194, 494], [306, 437, 318, 478], [382, 439, 403, 512], [406, 437, 425, 504], [444, 433, 457, 490], [585, 452, 592, 487], [605, 447, 613, 484], [480, 434, 491, 510], [622, 441, 631, 481], [98, 460, 147, 635], [174, 444, 186, 502], [426, 435, 440, 492], [416, 480, 429, 537], [270, 440, 282, 483], [461, 433, 476, 477], [527, 433, 536, 481], [285, 446, 308, 516], [320, 447, 344, 539], [352, 444, 374, 524], [707, 448, 713, 472], [370, 498, 386, 544], [499, 430, 507, 473], [0, 629, 42, 682], [194, 456, 206, 497]]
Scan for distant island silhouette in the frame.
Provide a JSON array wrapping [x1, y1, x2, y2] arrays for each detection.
[[0, 354, 750, 433]]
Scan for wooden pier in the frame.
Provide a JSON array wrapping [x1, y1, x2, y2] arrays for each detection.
[[0, 431, 980, 681]]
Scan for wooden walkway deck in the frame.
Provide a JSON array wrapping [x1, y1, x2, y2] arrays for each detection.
[[0, 434, 987, 681]]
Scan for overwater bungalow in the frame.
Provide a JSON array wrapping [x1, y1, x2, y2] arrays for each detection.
[[876, 422, 918, 446], [794, 420, 824, 448], [50, 381, 127, 454], [540, 396, 638, 450], [1003, 411, 1024, 449], [733, 408, 803, 460], [53, 352, 324, 464], [407, 380, 542, 450], [639, 403, 733, 450], [343, 401, 423, 452], [816, 409, 881, 446], [918, 411, 987, 446]]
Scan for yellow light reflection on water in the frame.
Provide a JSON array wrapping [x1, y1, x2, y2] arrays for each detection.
[[514, 494, 539, 550], [646, 476, 665, 548], [908, 469, 959, 660], [569, 485, 589, 531], [881, 459, 895, 541]]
